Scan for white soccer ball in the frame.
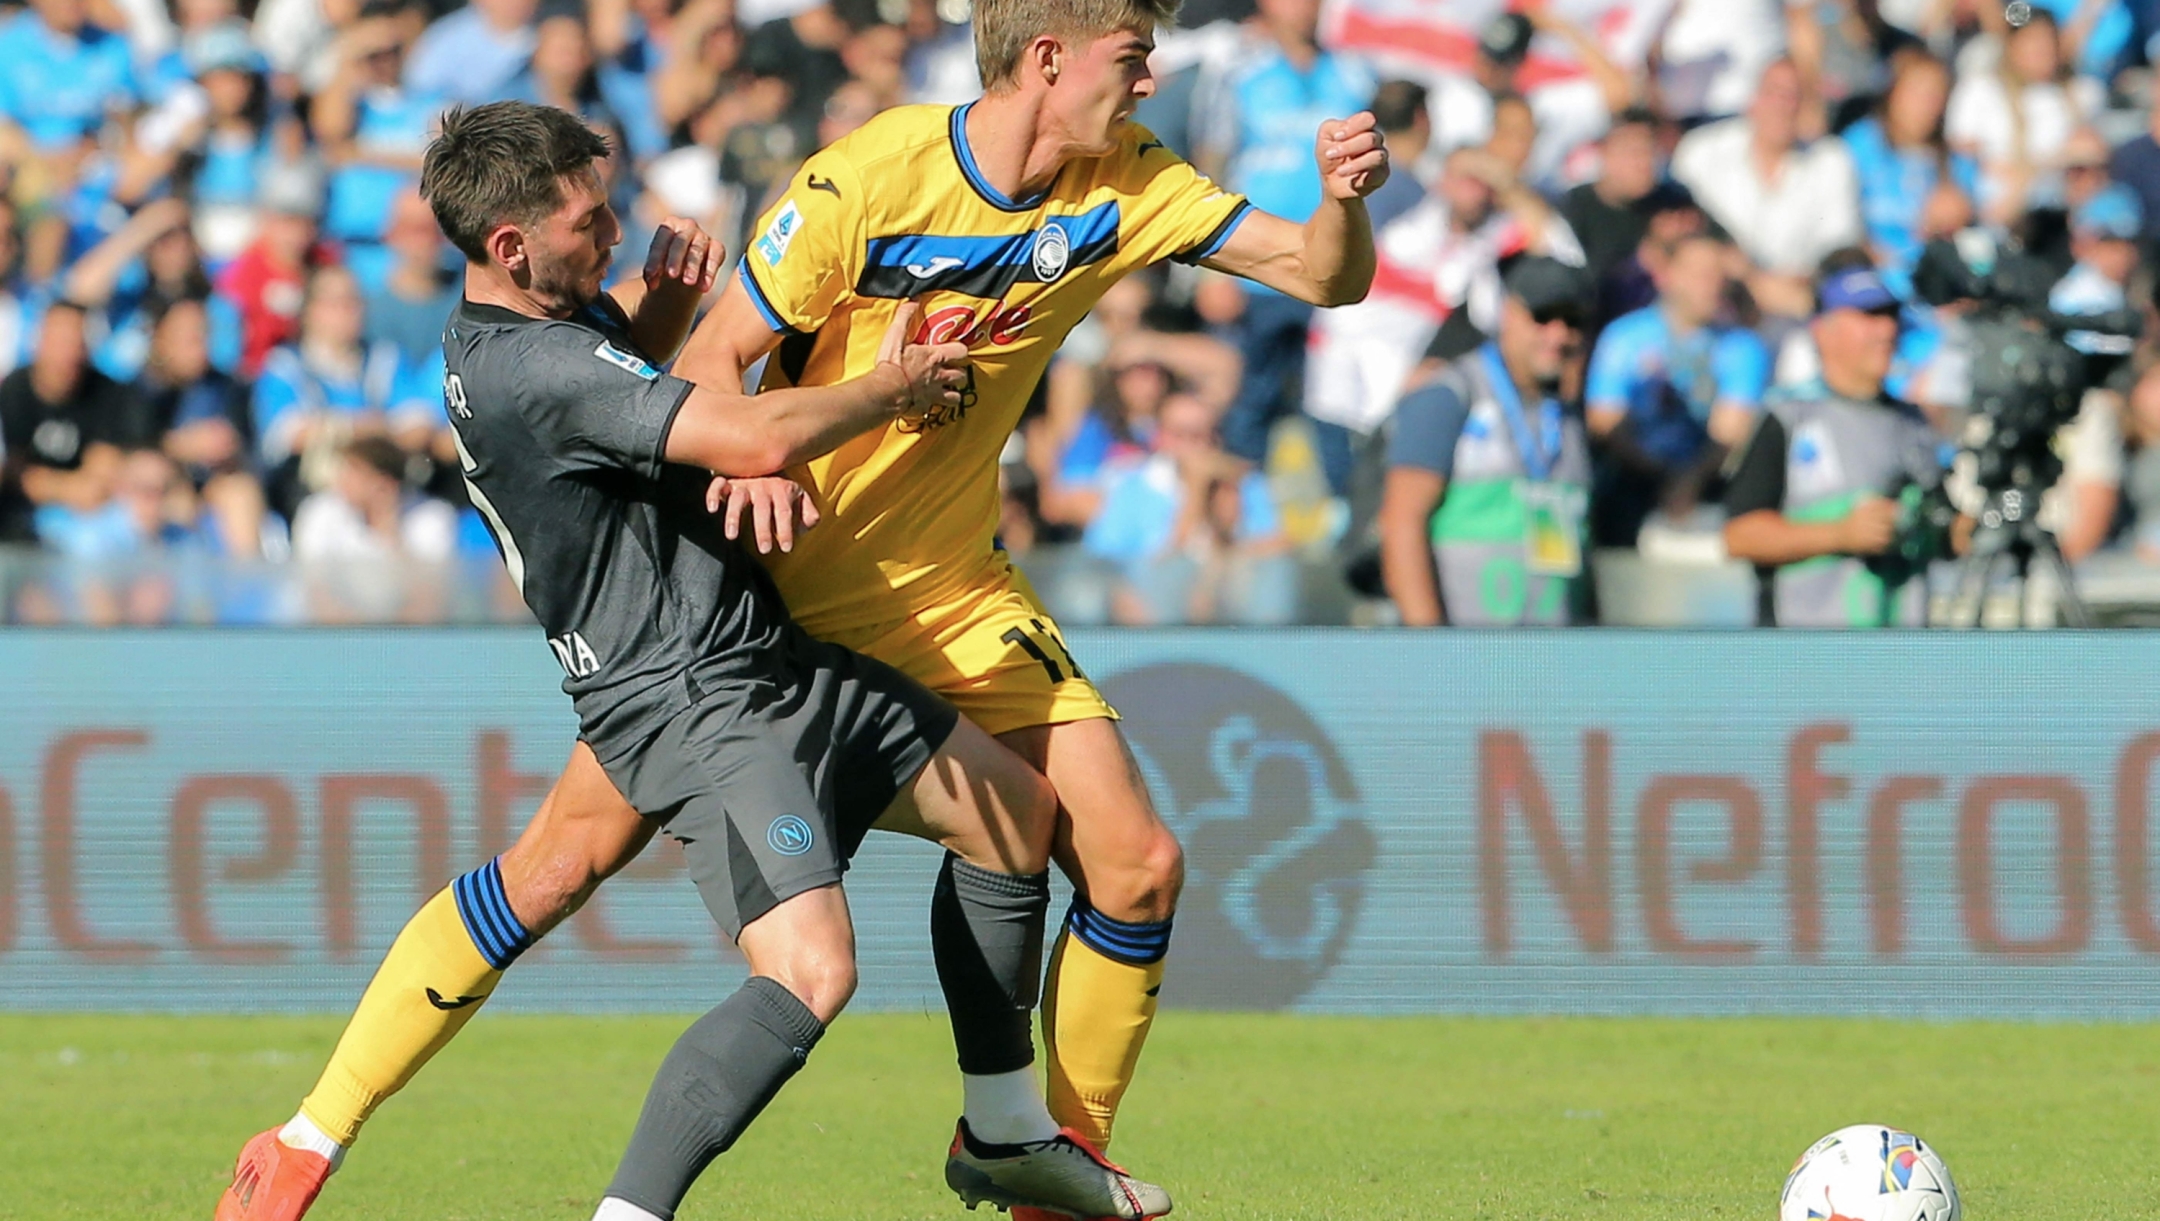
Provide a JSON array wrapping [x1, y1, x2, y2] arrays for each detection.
[[1779, 1124, 1960, 1221]]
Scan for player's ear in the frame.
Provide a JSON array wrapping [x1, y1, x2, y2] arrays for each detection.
[[1030, 34, 1061, 87], [486, 223, 528, 276]]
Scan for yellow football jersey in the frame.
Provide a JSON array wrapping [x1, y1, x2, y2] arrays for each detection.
[[737, 102, 1251, 635]]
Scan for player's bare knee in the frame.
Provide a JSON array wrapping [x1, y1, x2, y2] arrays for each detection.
[[1091, 829, 1185, 924], [764, 952, 857, 1024]]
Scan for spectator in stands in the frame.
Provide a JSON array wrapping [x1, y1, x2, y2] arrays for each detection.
[[34, 446, 208, 559], [648, 0, 747, 135], [839, 18, 908, 111], [161, 22, 282, 266], [1723, 264, 1944, 625], [818, 77, 880, 148], [0, 0, 140, 154], [507, 13, 661, 165], [1842, 52, 1978, 295], [291, 432, 458, 620], [2052, 185, 2144, 360], [901, 0, 976, 106], [1586, 231, 1769, 546], [2118, 366, 2160, 559], [291, 433, 455, 564], [1559, 108, 1676, 292], [1428, 8, 1632, 192], [1363, 81, 1431, 232], [1370, 143, 1585, 366], [61, 198, 233, 383], [314, 1, 441, 288], [218, 165, 326, 378], [2108, 84, 2160, 251], [405, 0, 537, 104], [1193, 0, 1374, 484], [364, 190, 458, 370], [743, 0, 852, 152], [1040, 326, 1242, 531], [253, 265, 427, 521], [1946, 10, 2101, 226], [1673, 58, 1862, 320], [0, 199, 33, 376], [0, 303, 159, 543], [140, 0, 252, 103], [139, 295, 265, 556], [1084, 393, 1293, 625], [2030, 127, 2118, 277], [1657, 0, 1801, 124], [1377, 256, 1594, 626], [2037, 185, 2145, 565]]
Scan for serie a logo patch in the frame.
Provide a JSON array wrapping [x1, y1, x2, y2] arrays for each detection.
[[593, 341, 659, 381], [757, 200, 802, 266]]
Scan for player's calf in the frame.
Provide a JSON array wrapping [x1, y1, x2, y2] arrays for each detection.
[[593, 886, 853, 1220]]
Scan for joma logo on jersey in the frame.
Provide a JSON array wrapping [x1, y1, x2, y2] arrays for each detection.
[[548, 630, 601, 678], [913, 302, 1033, 349]]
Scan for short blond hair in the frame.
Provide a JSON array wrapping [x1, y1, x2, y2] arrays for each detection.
[[974, 0, 1179, 91]]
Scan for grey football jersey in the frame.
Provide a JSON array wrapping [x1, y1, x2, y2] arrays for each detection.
[[442, 296, 792, 757]]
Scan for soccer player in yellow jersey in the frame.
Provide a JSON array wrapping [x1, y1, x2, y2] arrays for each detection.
[[217, 1, 1386, 1218], [706, 4, 1382, 1180]]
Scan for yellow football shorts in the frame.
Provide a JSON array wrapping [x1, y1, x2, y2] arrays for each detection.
[[813, 554, 1118, 737]]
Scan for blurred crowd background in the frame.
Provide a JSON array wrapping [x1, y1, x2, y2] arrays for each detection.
[[7, 0, 2160, 625]]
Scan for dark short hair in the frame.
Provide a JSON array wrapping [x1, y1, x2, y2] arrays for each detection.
[[1610, 105, 1660, 132], [344, 435, 410, 484], [421, 101, 612, 262], [1372, 80, 1429, 135]]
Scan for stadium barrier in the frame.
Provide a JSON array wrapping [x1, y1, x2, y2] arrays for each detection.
[[3, 629, 2159, 1017]]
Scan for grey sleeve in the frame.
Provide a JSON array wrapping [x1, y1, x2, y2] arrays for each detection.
[[1386, 379, 1472, 474], [517, 324, 695, 478]]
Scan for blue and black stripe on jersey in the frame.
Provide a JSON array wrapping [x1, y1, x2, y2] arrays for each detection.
[[854, 199, 1122, 300]]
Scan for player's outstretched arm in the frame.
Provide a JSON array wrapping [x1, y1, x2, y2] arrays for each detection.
[[607, 216, 727, 363], [1200, 112, 1388, 307], [662, 292, 967, 479]]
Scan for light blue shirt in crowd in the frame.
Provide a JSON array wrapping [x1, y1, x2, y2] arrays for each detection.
[[1198, 43, 1374, 225], [0, 13, 137, 148], [324, 87, 442, 247], [1586, 306, 1769, 468], [1840, 117, 1979, 295], [1083, 453, 1280, 566], [404, 8, 535, 104]]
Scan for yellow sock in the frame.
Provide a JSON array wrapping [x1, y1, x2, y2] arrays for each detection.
[[299, 860, 530, 1145], [1041, 907, 1170, 1151]]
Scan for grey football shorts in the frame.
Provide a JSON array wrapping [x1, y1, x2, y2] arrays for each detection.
[[599, 633, 959, 939]]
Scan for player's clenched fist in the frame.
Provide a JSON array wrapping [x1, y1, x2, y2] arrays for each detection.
[[642, 216, 725, 299], [1315, 111, 1389, 201], [876, 300, 971, 413]]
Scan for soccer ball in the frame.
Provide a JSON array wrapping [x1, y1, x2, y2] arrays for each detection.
[[1779, 1124, 1960, 1221]]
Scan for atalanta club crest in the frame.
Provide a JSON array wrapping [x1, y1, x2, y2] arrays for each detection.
[[1031, 223, 1070, 283]]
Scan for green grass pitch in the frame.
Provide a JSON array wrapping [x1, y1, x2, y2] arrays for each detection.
[[5, 1011, 2159, 1219]]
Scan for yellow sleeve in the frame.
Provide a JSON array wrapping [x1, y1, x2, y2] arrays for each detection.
[[1112, 129, 1253, 273], [738, 149, 868, 334]]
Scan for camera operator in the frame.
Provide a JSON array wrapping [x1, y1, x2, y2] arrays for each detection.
[[1723, 265, 1947, 626], [2038, 186, 2142, 562]]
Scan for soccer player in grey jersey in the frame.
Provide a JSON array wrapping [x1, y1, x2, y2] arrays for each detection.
[[216, 101, 1170, 1221]]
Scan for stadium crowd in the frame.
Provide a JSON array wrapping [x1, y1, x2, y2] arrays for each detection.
[[6, 0, 2160, 624]]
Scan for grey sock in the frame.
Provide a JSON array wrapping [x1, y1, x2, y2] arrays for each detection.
[[930, 853, 1051, 1075], [603, 976, 825, 1218]]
